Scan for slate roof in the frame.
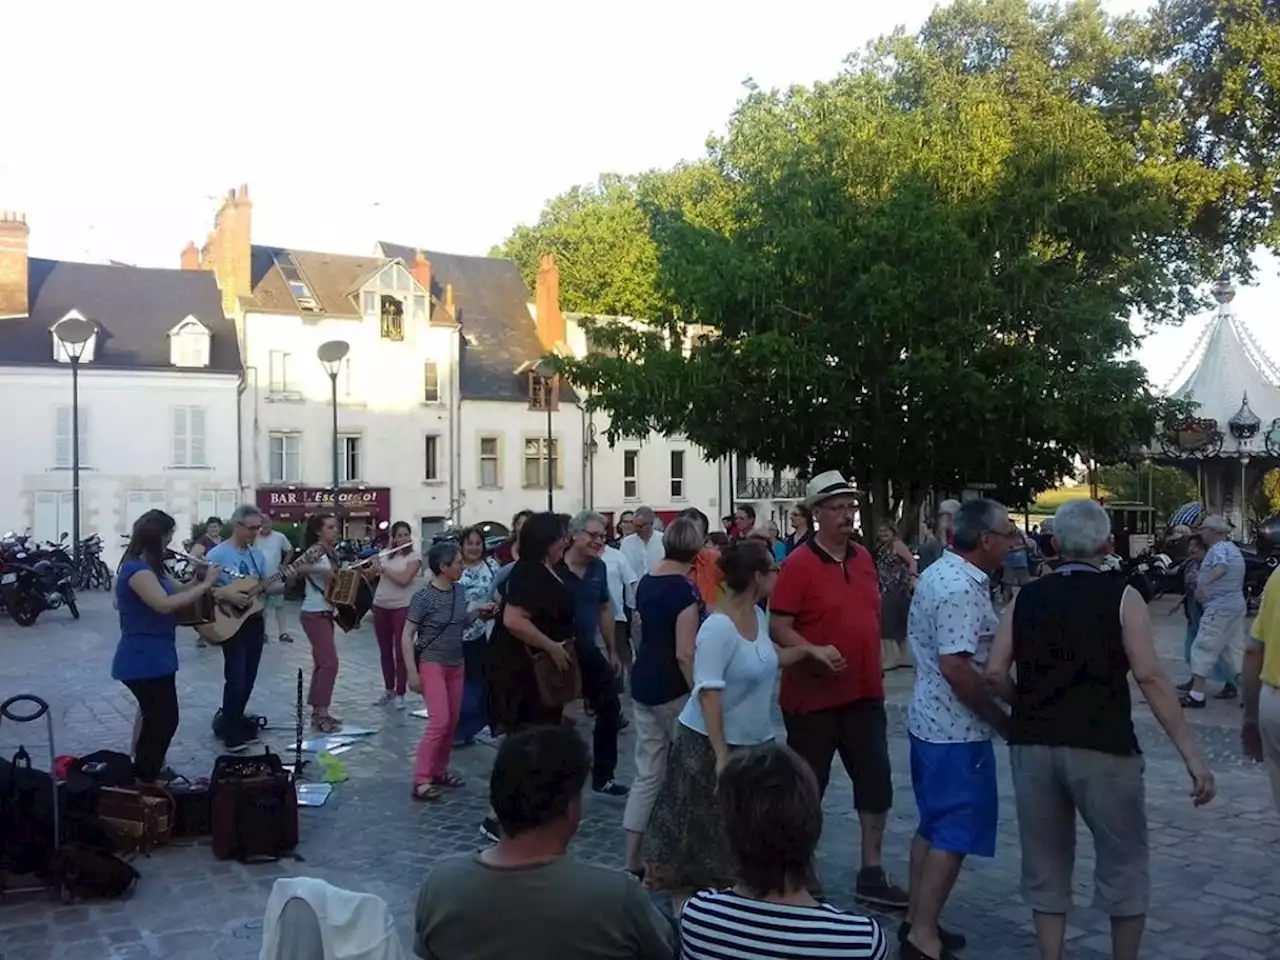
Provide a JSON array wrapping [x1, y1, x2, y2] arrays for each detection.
[[378, 242, 572, 403], [245, 245, 383, 318], [0, 258, 241, 374]]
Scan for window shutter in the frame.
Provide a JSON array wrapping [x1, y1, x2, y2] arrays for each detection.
[[55, 407, 70, 468], [78, 407, 89, 467], [198, 490, 217, 520], [173, 408, 188, 466], [190, 407, 207, 466]]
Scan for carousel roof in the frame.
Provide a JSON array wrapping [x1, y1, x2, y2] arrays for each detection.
[[1159, 275, 1280, 458]]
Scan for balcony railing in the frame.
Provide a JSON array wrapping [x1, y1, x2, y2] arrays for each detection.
[[736, 476, 807, 500]]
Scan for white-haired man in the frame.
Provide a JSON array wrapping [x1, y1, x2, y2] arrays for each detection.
[[917, 499, 961, 572], [620, 505, 664, 577], [986, 498, 1214, 960], [1181, 514, 1246, 708]]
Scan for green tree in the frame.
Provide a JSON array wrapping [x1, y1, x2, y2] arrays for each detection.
[[1095, 463, 1198, 519], [505, 1, 1280, 532]]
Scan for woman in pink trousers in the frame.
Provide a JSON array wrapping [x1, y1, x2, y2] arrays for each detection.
[[370, 521, 421, 710], [402, 540, 496, 801]]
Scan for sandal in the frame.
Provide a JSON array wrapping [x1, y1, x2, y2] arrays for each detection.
[[411, 783, 444, 802], [279, 632, 295, 644], [312, 715, 343, 733], [433, 771, 466, 789]]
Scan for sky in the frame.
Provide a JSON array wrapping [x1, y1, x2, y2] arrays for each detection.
[[4, 0, 1273, 388]]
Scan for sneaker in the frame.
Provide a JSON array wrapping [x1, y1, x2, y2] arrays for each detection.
[[899, 921, 967, 951], [479, 817, 501, 843], [855, 867, 909, 909], [1180, 692, 1206, 709], [593, 779, 630, 798], [1214, 682, 1238, 700], [225, 730, 261, 751], [1175, 678, 1194, 692], [373, 692, 395, 706], [395, 695, 406, 711]]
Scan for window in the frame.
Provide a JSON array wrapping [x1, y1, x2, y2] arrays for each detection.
[[170, 321, 210, 368], [479, 437, 500, 488], [269, 433, 301, 483], [289, 280, 310, 298], [339, 435, 362, 482], [362, 291, 377, 317], [32, 491, 74, 544], [424, 436, 439, 481], [54, 405, 89, 468], [670, 450, 686, 500], [529, 374, 557, 410], [381, 295, 405, 341], [172, 406, 208, 467], [413, 294, 427, 323], [623, 449, 640, 500], [125, 490, 167, 530], [197, 490, 238, 524], [268, 350, 292, 394], [423, 362, 440, 402], [523, 438, 560, 489]]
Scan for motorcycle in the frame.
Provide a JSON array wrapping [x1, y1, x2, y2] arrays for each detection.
[[0, 532, 80, 625]]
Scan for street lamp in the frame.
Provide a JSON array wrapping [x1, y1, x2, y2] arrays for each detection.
[[317, 340, 350, 514], [1240, 450, 1252, 540], [533, 358, 556, 512], [54, 317, 95, 564]]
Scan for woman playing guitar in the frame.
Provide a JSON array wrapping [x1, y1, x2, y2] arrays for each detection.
[[294, 513, 344, 733]]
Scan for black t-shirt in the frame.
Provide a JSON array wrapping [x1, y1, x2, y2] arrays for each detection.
[[500, 560, 575, 646]]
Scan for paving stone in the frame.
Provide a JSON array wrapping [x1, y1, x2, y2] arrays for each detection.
[[0, 592, 1276, 957]]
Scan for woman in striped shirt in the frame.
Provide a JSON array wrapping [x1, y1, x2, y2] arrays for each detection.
[[680, 743, 887, 960]]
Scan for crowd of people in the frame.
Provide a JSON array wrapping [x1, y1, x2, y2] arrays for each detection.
[[109, 477, 1280, 960]]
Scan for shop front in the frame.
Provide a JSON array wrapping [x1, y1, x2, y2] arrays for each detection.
[[256, 487, 392, 542]]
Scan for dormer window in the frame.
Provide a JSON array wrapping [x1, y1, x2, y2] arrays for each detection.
[[168, 316, 211, 368], [529, 373, 559, 411], [381, 295, 405, 341], [51, 310, 97, 363]]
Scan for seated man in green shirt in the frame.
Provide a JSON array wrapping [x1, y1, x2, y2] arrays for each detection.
[[414, 726, 676, 960]]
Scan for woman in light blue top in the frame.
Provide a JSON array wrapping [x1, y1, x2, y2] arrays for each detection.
[[643, 538, 845, 909]]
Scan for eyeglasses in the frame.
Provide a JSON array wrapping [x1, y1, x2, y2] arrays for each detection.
[[581, 531, 607, 542], [241, 523, 262, 533]]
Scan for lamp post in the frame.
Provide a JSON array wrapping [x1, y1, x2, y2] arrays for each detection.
[[534, 359, 556, 512], [317, 340, 350, 515], [1240, 451, 1252, 540], [54, 318, 95, 564]]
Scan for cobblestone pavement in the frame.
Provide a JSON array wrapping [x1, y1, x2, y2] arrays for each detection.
[[0, 592, 1277, 960]]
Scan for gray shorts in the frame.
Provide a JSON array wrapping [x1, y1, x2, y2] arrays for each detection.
[[1010, 744, 1148, 917]]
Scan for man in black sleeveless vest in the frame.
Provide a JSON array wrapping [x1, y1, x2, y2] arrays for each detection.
[[986, 498, 1215, 960]]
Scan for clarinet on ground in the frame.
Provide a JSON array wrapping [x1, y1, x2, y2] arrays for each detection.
[[294, 667, 304, 779]]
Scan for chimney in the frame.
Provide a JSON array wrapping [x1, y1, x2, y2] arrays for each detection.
[[0, 212, 30, 318], [412, 250, 432, 296], [202, 185, 252, 316], [534, 252, 565, 352], [180, 241, 201, 270]]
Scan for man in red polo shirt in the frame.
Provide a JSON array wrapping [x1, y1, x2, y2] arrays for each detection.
[[770, 469, 909, 910]]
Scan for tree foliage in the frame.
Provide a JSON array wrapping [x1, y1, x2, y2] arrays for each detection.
[[1095, 462, 1199, 519], [495, 0, 1280, 530]]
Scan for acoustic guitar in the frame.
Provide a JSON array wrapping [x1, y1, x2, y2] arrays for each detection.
[[179, 543, 326, 644]]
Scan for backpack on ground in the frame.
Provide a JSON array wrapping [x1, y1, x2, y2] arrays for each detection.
[[210, 749, 298, 863], [68, 750, 136, 789], [50, 844, 140, 900]]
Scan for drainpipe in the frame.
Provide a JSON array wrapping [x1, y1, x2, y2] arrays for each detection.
[[452, 325, 463, 526]]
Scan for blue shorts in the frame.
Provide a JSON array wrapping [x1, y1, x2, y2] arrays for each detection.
[[910, 735, 998, 858]]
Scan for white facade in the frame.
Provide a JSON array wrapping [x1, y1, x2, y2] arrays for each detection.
[[457, 399, 589, 529], [239, 262, 464, 544], [0, 366, 241, 563]]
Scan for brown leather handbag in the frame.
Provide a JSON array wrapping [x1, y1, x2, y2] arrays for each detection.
[[530, 641, 582, 708]]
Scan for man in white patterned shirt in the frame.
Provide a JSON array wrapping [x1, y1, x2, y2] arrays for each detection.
[[901, 499, 1014, 960]]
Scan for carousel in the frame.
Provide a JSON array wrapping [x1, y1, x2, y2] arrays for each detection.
[[1152, 274, 1280, 545]]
